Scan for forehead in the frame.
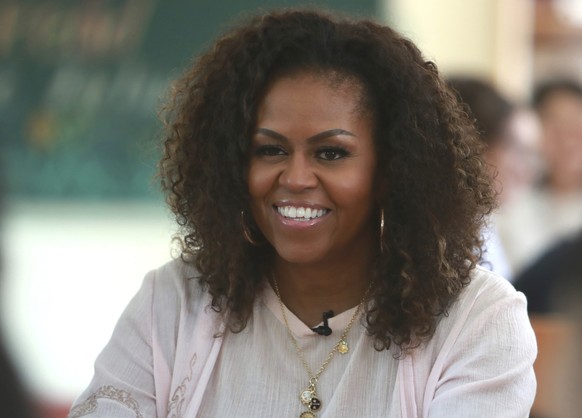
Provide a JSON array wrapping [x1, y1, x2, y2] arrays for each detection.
[[254, 72, 375, 150], [259, 70, 370, 117], [257, 74, 362, 126]]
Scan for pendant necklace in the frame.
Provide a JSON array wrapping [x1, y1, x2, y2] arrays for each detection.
[[272, 278, 371, 418]]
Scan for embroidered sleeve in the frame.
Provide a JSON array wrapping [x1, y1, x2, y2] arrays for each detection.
[[68, 386, 143, 418], [68, 271, 157, 417]]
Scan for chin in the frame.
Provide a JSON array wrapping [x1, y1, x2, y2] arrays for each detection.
[[277, 252, 322, 265], [273, 244, 327, 265]]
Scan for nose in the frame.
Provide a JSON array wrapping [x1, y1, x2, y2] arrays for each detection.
[[278, 154, 318, 191]]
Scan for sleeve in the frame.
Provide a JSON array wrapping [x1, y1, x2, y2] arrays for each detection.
[[68, 271, 157, 418], [427, 291, 537, 418]]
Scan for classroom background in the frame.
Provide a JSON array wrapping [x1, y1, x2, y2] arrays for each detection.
[[1, 1, 581, 417]]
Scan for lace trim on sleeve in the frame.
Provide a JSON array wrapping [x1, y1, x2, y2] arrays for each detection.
[[68, 385, 143, 418]]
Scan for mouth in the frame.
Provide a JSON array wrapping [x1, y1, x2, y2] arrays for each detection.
[[274, 205, 329, 221]]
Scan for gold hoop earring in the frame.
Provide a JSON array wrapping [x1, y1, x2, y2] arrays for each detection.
[[241, 210, 260, 246], [379, 208, 385, 253]]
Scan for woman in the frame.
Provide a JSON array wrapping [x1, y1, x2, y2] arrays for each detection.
[[447, 77, 540, 206], [69, 9, 536, 418], [448, 77, 541, 280], [495, 79, 582, 274]]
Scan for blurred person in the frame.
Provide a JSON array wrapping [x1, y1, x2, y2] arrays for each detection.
[[514, 230, 582, 316], [513, 231, 582, 418], [0, 176, 37, 418], [68, 9, 536, 418], [535, 80, 582, 197], [496, 79, 582, 274], [508, 80, 582, 418], [0, 344, 37, 418], [447, 77, 541, 281]]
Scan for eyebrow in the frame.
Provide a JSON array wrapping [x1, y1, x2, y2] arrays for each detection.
[[254, 127, 356, 143]]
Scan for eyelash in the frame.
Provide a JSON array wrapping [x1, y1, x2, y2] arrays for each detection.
[[253, 145, 350, 161], [316, 147, 349, 161], [254, 145, 285, 157]]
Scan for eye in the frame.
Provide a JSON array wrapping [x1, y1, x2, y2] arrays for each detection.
[[316, 147, 349, 161], [254, 145, 287, 157]]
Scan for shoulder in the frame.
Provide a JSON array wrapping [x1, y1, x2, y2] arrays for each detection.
[[444, 265, 529, 335], [405, 266, 537, 416], [138, 257, 209, 319], [144, 258, 204, 301], [147, 256, 200, 285], [420, 265, 534, 358], [460, 265, 524, 311]]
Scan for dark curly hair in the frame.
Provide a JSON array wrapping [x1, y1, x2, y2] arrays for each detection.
[[159, 8, 495, 351]]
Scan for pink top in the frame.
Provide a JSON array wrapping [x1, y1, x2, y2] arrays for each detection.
[[68, 259, 537, 418]]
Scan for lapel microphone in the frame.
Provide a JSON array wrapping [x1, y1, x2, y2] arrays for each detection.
[[311, 310, 334, 336]]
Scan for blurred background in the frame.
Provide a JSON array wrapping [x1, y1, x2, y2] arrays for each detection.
[[1, 0, 581, 417]]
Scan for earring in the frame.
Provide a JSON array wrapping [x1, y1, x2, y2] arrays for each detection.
[[379, 208, 385, 253], [241, 210, 260, 246]]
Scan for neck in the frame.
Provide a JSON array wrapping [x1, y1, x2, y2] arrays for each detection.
[[272, 258, 373, 328]]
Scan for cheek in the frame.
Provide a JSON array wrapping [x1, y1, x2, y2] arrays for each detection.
[[331, 166, 377, 212], [247, 164, 265, 199], [247, 166, 271, 230], [247, 163, 278, 205]]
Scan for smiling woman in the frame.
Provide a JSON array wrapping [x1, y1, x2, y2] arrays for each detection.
[[68, 8, 537, 418], [248, 74, 377, 290]]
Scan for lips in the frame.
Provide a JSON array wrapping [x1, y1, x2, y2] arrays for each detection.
[[274, 205, 329, 221]]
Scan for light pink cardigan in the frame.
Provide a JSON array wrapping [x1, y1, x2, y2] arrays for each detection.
[[69, 260, 537, 418]]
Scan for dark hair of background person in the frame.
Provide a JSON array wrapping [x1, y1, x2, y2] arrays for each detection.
[[447, 77, 514, 147], [158, 9, 496, 352], [532, 78, 582, 111]]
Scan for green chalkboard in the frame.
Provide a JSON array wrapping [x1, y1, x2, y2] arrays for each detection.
[[0, 0, 377, 200]]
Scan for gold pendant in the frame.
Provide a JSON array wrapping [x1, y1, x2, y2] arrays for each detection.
[[309, 397, 321, 411], [300, 389, 314, 405], [300, 386, 321, 411], [300, 412, 317, 418], [338, 339, 349, 354]]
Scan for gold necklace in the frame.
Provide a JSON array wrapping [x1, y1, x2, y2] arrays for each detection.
[[272, 278, 371, 418]]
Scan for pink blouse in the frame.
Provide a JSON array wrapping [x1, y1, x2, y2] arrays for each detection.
[[68, 260, 537, 418]]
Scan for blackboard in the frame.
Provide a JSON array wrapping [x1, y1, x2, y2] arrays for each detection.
[[0, 0, 377, 199]]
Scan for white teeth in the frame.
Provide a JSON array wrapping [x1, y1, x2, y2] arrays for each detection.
[[277, 206, 328, 220]]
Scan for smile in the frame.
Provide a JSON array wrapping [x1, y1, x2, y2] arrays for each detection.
[[275, 205, 329, 221]]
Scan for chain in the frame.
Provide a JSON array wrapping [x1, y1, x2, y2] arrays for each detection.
[[272, 278, 371, 387]]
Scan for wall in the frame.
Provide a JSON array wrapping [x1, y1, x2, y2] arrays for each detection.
[[385, 0, 535, 101]]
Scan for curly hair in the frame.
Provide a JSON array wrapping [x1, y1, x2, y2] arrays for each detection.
[[159, 8, 496, 351]]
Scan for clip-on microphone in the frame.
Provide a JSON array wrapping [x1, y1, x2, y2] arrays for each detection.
[[311, 310, 334, 336]]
